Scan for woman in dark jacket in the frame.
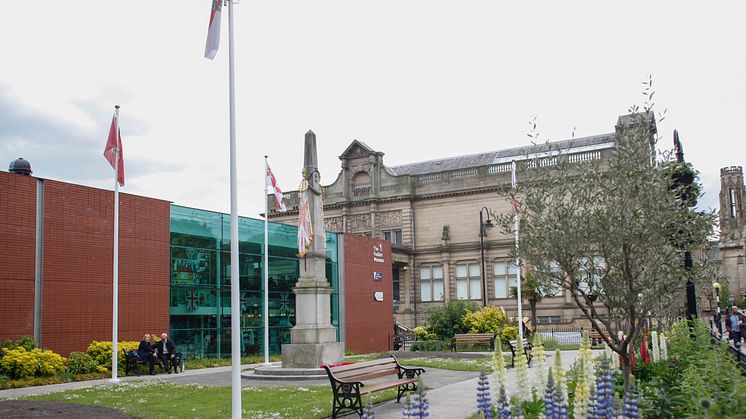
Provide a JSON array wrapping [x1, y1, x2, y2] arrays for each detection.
[[137, 334, 158, 375]]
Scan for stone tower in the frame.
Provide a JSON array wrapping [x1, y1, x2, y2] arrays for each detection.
[[720, 166, 746, 236], [718, 166, 746, 302]]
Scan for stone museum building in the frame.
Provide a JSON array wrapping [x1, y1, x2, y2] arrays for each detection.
[[269, 115, 639, 328], [0, 165, 392, 356]]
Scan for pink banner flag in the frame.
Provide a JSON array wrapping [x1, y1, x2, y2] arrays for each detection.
[[103, 113, 125, 186], [265, 163, 287, 212], [297, 187, 312, 256], [204, 0, 223, 59]]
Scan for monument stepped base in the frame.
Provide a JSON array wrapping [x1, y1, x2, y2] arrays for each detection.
[[281, 342, 345, 369]]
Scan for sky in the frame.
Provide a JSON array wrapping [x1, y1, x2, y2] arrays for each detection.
[[1, 1, 744, 219]]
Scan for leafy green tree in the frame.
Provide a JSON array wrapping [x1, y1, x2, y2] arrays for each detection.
[[509, 272, 551, 330], [426, 300, 479, 341], [497, 83, 715, 392]]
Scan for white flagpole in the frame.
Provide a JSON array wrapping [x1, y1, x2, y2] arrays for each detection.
[[513, 161, 524, 343], [110, 105, 121, 383], [227, 1, 241, 417], [263, 157, 270, 366]]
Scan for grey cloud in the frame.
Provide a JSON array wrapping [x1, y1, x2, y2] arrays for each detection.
[[0, 87, 179, 183]]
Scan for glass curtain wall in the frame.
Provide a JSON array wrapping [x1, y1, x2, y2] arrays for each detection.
[[169, 205, 339, 358]]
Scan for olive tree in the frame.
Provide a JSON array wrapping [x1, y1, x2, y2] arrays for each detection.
[[498, 92, 715, 391]]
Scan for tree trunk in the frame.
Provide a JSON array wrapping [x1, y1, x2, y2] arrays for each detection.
[[620, 351, 633, 394]]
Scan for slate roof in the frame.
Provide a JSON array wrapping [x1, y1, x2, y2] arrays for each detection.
[[387, 133, 615, 176]]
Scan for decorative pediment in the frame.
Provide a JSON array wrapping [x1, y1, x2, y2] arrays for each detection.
[[339, 140, 379, 160]]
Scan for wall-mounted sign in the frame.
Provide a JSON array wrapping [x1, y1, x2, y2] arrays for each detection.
[[373, 272, 383, 281], [373, 243, 384, 263], [374, 291, 384, 301]]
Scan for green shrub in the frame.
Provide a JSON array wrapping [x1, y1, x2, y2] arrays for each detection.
[[542, 337, 559, 351], [66, 352, 99, 375], [0, 336, 37, 357], [410, 340, 451, 352], [426, 300, 479, 340], [86, 340, 140, 372], [0, 347, 38, 379], [34, 348, 66, 377], [500, 326, 518, 344], [463, 306, 507, 334], [414, 326, 436, 341]]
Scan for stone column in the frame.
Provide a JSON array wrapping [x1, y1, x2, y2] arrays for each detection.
[[282, 130, 344, 368]]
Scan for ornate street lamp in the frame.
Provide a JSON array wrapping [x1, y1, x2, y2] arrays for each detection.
[[479, 207, 494, 307]]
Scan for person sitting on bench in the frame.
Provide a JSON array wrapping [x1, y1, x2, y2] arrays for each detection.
[[154, 332, 178, 373], [137, 334, 159, 375]]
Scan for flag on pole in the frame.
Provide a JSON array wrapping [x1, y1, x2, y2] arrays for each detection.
[[204, 0, 223, 59], [266, 163, 287, 212], [510, 161, 518, 213], [103, 113, 125, 186], [297, 182, 312, 256]]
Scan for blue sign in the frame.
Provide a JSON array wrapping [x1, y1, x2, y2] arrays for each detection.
[[373, 272, 383, 281]]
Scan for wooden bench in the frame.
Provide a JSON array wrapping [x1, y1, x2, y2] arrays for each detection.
[[124, 349, 184, 375], [588, 330, 604, 345], [507, 338, 532, 367], [323, 355, 425, 418], [452, 333, 495, 352]]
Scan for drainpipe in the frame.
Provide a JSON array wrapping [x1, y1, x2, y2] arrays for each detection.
[[34, 179, 44, 345]]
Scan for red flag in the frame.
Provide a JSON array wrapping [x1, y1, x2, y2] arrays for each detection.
[[204, 0, 223, 59], [265, 163, 287, 212], [103, 113, 125, 186]]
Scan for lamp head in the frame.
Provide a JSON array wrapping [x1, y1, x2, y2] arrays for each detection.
[[483, 219, 494, 231]]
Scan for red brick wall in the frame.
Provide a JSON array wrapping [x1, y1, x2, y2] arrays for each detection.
[[41, 180, 171, 355], [0, 172, 37, 341], [343, 235, 393, 354]]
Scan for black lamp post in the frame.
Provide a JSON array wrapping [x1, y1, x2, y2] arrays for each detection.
[[674, 130, 697, 320], [479, 207, 494, 307]]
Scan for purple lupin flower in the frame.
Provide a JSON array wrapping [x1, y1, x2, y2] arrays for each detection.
[[544, 370, 556, 418], [402, 395, 412, 419], [591, 356, 615, 419], [496, 384, 511, 419], [621, 381, 640, 419], [554, 375, 569, 419], [476, 370, 493, 418], [362, 396, 376, 419]]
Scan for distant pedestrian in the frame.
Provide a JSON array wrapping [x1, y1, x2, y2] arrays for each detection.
[[726, 306, 746, 350]]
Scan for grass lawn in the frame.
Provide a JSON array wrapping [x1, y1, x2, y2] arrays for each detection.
[[27, 381, 398, 418], [350, 353, 511, 372]]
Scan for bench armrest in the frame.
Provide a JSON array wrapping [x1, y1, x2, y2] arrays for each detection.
[[322, 365, 365, 387], [397, 366, 425, 380]]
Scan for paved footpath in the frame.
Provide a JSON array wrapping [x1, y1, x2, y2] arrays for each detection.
[[0, 350, 598, 418], [365, 350, 598, 419]]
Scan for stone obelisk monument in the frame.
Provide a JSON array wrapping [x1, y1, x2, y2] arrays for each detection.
[[281, 130, 344, 368]]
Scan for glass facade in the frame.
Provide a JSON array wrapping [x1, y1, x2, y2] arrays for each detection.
[[169, 205, 340, 358]]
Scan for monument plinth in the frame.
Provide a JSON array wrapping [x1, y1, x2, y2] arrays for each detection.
[[281, 130, 344, 368]]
